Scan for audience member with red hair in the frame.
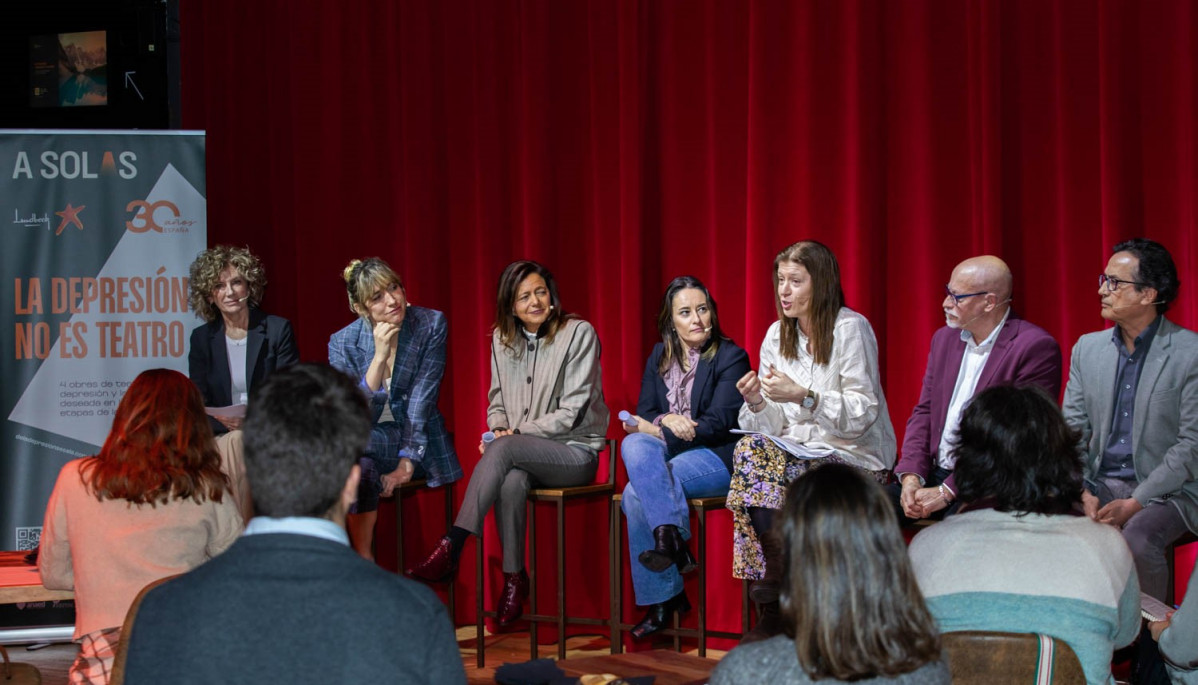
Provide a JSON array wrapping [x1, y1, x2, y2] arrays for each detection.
[[38, 369, 244, 685]]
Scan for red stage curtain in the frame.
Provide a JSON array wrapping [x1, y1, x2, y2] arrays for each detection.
[[179, 0, 1198, 642]]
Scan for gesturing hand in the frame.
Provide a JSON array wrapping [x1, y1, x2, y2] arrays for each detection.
[[760, 365, 807, 405], [736, 370, 765, 409]]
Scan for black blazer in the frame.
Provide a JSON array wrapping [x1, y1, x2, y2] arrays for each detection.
[[121, 532, 466, 684], [188, 308, 300, 433], [636, 338, 751, 471]]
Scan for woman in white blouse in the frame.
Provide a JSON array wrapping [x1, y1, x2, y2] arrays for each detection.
[[729, 240, 896, 643]]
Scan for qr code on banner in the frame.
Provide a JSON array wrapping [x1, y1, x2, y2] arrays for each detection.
[[15, 527, 41, 551]]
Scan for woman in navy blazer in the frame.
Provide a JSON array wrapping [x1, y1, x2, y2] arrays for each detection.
[[620, 276, 750, 639], [187, 245, 299, 434], [188, 246, 299, 520]]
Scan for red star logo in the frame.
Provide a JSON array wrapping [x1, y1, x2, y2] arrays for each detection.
[[55, 203, 85, 236]]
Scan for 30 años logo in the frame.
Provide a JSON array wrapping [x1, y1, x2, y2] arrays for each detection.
[[125, 199, 183, 233]]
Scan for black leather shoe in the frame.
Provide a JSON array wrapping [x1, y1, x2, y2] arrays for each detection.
[[630, 591, 692, 640], [405, 536, 458, 584], [638, 525, 698, 575], [496, 569, 529, 627]]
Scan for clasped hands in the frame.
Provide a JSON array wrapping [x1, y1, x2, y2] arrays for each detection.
[[621, 413, 698, 441], [736, 366, 808, 411], [379, 457, 415, 497], [899, 475, 950, 520], [1081, 490, 1143, 528]]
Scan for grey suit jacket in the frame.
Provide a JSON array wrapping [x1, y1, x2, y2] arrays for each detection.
[[1062, 316, 1198, 532]]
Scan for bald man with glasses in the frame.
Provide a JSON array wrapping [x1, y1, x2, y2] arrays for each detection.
[[1063, 237, 1198, 601], [890, 256, 1062, 523]]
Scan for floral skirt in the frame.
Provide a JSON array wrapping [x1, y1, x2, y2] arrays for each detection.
[[725, 434, 891, 580]]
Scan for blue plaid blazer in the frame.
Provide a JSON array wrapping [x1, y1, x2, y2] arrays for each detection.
[[327, 306, 462, 487]]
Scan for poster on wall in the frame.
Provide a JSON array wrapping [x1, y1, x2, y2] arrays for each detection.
[[0, 130, 206, 558]]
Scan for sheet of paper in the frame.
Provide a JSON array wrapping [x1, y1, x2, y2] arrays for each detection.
[[205, 404, 246, 418], [1141, 592, 1174, 623], [730, 429, 835, 459]]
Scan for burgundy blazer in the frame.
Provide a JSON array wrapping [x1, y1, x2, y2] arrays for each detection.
[[895, 314, 1062, 492]]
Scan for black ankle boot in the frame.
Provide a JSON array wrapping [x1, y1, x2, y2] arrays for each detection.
[[629, 590, 692, 640], [638, 525, 698, 574]]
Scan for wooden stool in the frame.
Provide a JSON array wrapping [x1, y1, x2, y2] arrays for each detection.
[[610, 494, 747, 656], [475, 438, 618, 666], [395, 479, 456, 617]]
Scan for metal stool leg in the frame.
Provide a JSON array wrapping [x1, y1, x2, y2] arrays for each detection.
[[528, 500, 539, 660], [696, 507, 708, 657], [610, 494, 623, 654], [445, 483, 456, 622], [476, 533, 485, 668]]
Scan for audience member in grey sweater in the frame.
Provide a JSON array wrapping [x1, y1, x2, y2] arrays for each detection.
[[710, 464, 950, 685]]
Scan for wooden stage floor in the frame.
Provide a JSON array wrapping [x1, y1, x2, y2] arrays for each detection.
[[7, 627, 727, 684]]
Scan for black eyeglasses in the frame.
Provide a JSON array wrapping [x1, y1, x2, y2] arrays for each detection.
[[1099, 274, 1149, 292], [944, 285, 990, 306]]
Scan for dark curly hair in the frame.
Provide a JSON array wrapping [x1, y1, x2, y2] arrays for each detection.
[[952, 385, 1083, 515]]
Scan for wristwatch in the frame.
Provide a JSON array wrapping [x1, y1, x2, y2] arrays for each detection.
[[801, 388, 817, 410]]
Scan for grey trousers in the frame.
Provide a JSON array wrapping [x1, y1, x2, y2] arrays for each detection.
[[455, 434, 597, 573], [1095, 477, 1192, 601]]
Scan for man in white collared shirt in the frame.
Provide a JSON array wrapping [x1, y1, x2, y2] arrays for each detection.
[[122, 364, 466, 685], [891, 256, 1062, 522]]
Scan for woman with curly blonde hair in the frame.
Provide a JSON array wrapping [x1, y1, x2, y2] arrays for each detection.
[[188, 245, 299, 518], [38, 369, 243, 684]]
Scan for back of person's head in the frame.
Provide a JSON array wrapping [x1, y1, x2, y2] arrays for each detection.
[[85, 368, 226, 506], [243, 363, 372, 518], [780, 463, 940, 679], [953, 385, 1084, 515]]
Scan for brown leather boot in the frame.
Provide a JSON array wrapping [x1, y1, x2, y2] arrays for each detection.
[[748, 531, 783, 604], [739, 601, 784, 644]]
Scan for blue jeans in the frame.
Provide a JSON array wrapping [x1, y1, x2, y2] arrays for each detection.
[[620, 432, 730, 606]]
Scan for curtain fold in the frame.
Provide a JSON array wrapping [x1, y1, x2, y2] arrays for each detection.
[[180, 0, 1198, 640]]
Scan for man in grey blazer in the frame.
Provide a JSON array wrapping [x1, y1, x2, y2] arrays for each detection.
[[1062, 238, 1198, 601], [121, 364, 466, 684]]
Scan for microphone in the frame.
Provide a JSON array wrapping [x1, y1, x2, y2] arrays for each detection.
[[237, 296, 249, 302], [549, 305, 555, 310], [482, 431, 496, 444], [618, 410, 638, 427], [1110, 301, 1165, 310], [703, 326, 712, 333]]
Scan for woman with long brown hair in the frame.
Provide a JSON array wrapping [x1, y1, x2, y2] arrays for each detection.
[[38, 369, 243, 684], [712, 464, 947, 683], [729, 240, 896, 642]]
